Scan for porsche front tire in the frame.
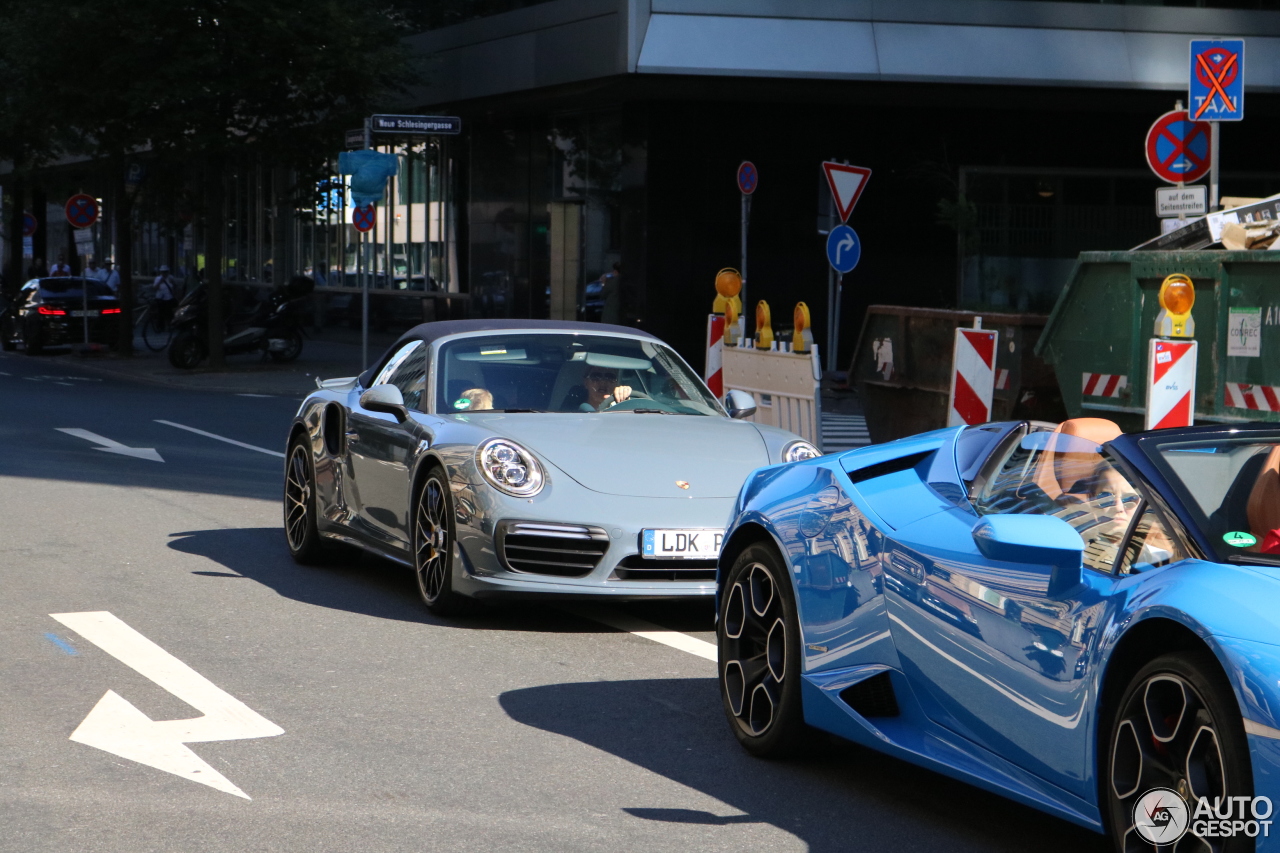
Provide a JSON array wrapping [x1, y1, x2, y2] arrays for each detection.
[[413, 466, 476, 617], [719, 542, 814, 758]]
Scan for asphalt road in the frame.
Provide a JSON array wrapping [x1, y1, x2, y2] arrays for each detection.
[[0, 349, 1110, 853]]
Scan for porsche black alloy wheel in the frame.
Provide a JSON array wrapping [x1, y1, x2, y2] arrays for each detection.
[[413, 468, 475, 616], [719, 543, 812, 757], [1107, 651, 1253, 853], [284, 440, 326, 563]]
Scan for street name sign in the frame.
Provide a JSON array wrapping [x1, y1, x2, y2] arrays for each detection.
[[822, 162, 871, 222], [345, 128, 365, 149], [1156, 185, 1208, 218], [1145, 110, 1212, 184], [370, 114, 462, 135], [1190, 40, 1244, 121]]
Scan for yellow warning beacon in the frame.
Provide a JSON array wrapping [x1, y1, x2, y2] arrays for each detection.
[[756, 300, 773, 349], [1155, 273, 1196, 338]]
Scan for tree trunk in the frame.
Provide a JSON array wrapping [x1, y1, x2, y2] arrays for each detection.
[[205, 154, 226, 368], [4, 174, 24, 297], [113, 158, 135, 356]]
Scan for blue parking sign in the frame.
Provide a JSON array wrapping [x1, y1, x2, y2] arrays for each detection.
[[1189, 40, 1244, 122]]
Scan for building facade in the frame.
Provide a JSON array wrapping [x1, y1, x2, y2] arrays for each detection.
[[402, 0, 1280, 368]]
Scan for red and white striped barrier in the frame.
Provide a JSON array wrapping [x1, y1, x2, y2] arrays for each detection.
[[1082, 373, 1128, 398], [947, 327, 998, 426], [706, 314, 725, 397], [995, 368, 1009, 391], [1146, 339, 1197, 430], [1225, 383, 1280, 412]]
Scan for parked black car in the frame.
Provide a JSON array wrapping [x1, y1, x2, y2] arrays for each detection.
[[1, 277, 121, 354]]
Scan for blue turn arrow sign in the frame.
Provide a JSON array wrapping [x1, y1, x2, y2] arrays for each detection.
[[826, 224, 860, 273]]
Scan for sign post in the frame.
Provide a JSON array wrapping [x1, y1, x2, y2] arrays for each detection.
[[820, 161, 872, 372], [353, 203, 376, 367], [1189, 39, 1245, 211], [736, 161, 757, 322], [65, 194, 101, 347]]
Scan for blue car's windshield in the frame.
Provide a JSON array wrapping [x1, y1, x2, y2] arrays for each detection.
[[1149, 435, 1280, 561], [434, 333, 723, 416]]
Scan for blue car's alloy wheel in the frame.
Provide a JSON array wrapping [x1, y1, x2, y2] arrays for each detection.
[[719, 543, 811, 757], [1107, 651, 1252, 853]]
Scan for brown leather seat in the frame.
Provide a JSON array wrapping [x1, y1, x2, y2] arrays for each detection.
[[1033, 418, 1123, 502], [1247, 446, 1280, 547]]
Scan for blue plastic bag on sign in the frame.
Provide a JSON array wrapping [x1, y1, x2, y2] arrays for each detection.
[[338, 150, 399, 206]]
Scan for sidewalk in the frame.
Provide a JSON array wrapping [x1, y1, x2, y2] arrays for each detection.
[[42, 329, 401, 397]]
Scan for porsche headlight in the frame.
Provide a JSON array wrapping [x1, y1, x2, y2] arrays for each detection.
[[783, 440, 821, 463], [476, 438, 545, 497]]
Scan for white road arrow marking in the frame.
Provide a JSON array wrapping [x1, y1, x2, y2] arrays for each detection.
[[56, 428, 164, 462], [50, 611, 284, 799]]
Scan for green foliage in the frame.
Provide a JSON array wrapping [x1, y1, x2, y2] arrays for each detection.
[[0, 0, 414, 170]]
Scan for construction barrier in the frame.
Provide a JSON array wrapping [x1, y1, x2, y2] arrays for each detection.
[[947, 324, 999, 426], [1146, 339, 1197, 429], [705, 314, 725, 397], [722, 343, 822, 448]]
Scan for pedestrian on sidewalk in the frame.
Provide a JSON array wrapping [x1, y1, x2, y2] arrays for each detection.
[[49, 253, 72, 277], [86, 259, 107, 282], [103, 261, 121, 294], [153, 266, 177, 328]]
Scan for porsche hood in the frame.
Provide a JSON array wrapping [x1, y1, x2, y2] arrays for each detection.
[[484, 414, 771, 498]]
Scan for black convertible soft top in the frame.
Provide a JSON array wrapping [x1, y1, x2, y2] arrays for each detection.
[[358, 319, 660, 388]]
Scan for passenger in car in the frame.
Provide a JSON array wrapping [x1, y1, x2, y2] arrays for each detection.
[[1247, 446, 1280, 553], [455, 388, 494, 411]]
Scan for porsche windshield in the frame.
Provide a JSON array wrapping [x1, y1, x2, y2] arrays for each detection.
[[1148, 434, 1280, 561], [435, 333, 723, 416]]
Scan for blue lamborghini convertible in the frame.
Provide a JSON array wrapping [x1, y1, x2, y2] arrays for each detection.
[[716, 418, 1280, 852]]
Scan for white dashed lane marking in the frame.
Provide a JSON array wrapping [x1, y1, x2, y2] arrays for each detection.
[[155, 420, 285, 459], [565, 605, 717, 662]]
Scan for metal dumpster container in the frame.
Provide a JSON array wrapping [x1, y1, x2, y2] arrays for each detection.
[[850, 306, 1063, 444], [1035, 250, 1280, 431]]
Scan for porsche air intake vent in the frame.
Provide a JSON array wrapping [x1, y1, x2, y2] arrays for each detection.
[[611, 556, 717, 582], [496, 521, 610, 577]]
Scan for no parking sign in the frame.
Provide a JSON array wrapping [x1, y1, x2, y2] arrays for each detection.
[[65, 194, 99, 229], [352, 203, 376, 233]]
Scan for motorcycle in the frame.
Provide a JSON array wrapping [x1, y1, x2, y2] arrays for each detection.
[[168, 275, 313, 369]]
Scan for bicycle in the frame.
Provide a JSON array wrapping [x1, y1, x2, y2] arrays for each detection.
[[134, 298, 173, 352]]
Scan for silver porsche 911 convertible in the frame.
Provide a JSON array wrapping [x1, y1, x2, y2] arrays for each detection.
[[282, 319, 820, 615]]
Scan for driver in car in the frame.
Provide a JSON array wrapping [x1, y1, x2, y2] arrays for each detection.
[[581, 368, 632, 412]]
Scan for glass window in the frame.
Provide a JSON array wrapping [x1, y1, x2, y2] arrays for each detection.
[[373, 341, 427, 410], [975, 429, 1143, 573], [1146, 436, 1280, 563], [434, 333, 722, 415], [1118, 507, 1189, 576]]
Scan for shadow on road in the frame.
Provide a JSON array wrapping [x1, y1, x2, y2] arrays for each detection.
[[500, 678, 1109, 853], [165, 526, 715, 633]]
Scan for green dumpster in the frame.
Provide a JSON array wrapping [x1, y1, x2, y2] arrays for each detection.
[[849, 306, 1064, 444], [1036, 250, 1280, 431]]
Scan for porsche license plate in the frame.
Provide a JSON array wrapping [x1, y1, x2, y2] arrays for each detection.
[[70, 310, 99, 317], [641, 529, 723, 559]]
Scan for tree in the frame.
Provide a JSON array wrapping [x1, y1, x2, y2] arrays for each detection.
[[23, 0, 413, 362]]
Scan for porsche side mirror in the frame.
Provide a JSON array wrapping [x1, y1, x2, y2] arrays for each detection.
[[359, 385, 409, 421], [724, 389, 756, 420], [971, 514, 1083, 599]]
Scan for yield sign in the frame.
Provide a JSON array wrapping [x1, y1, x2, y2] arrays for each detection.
[[822, 162, 871, 222], [1145, 111, 1211, 185]]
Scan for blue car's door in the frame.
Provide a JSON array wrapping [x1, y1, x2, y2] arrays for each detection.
[[883, 428, 1162, 800]]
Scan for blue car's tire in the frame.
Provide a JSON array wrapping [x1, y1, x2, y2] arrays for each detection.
[[1105, 651, 1253, 852], [718, 542, 813, 758], [414, 466, 478, 617]]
